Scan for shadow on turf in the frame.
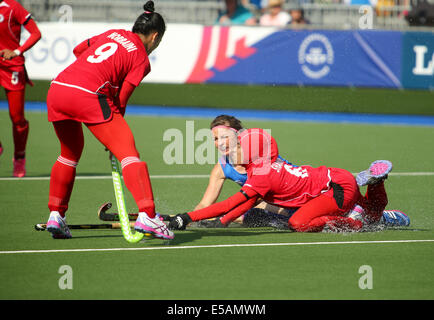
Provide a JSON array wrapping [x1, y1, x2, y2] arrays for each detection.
[[41, 226, 427, 244], [164, 227, 293, 245], [67, 234, 125, 239], [42, 228, 290, 244]]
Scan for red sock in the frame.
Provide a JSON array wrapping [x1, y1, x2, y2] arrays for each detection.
[[7, 90, 28, 159], [12, 120, 29, 159], [122, 160, 156, 218], [360, 181, 388, 223], [48, 156, 78, 217], [85, 114, 156, 218]]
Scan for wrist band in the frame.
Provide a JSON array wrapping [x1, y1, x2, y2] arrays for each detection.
[[13, 49, 21, 56]]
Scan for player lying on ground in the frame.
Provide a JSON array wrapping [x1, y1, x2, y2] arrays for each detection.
[[189, 115, 409, 230], [45, 1, 173, 240], [195, 115, 295, 228], [0, 0, 42, 177], [166, 127, 409, 232]]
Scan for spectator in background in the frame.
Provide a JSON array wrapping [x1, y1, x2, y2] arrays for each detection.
[[217, 0, 257, 25], [246, 0, 263, 10], [289, 7, 309, 25], [405, 0, 434, 26], [376, 0, 395, 17], [344, 0, 378, 5], [259, 0, 291, 26]]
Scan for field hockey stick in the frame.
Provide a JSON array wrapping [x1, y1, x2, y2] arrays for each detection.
[[34, 222, 134, 231], [98, 202, 138, 221], [110, 153, 150, 243]]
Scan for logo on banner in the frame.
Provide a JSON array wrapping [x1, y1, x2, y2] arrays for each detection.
[[187, 26, 257, 83], [298, 33, 334, 79], [412, 45, 434, 76]]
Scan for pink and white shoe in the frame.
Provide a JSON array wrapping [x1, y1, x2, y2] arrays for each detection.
[[347, 204, 366, 222], [13, 157, 26, 178], [356, 160, 392, 186], [134, 212, 174, 240], [46, 211, 72, 239]]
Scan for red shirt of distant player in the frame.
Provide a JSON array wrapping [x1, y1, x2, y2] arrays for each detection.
[[0, 0, 31, 67], [48, 29, 150, 123]]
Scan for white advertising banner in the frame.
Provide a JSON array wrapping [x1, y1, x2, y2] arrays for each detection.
[[23, 22, 202, 83], [22, 22, 275, 84]]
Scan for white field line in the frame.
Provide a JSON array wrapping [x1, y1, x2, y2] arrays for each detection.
[[0, 172, 434, 181], [0, 174, 210, 181], [0, 239, 433, 255]]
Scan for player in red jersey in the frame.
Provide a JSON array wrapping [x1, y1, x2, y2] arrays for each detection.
[[0, 0, 41, 177], [45, 1, 173, 240], [167, 128, 393, 233], [194, 115, 296, 229]]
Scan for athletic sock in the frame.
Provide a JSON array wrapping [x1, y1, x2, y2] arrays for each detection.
[[121, 159, 156, 218], [7, 90, 28, 159], [361, 181, 388, 223], [50, 210, 62, 218], [12, 120, 29, 159], [48, 156, 78, 217]]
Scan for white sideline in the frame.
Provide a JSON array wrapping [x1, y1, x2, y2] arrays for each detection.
[[1, 239, 433, 255], [0, 174, 210, 181], [1, 172, 434, 181]]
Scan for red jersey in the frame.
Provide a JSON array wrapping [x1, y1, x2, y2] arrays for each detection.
[[53, 29, 150, 100], [242, 159, 332, 208], [0, 0, 31, 67]]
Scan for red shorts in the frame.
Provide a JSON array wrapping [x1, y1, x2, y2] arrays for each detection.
[[0, 64, 32, 91], [323, 167, 362, 213], [47, 82, 116, 124]]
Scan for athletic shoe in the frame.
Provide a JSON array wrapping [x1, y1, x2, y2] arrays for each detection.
[[0, 144, 3, 157], [134, 212, 174, 240], [13, 157, 26, 178], [381, 210, 410, 227], [46, 211, 72, 239], [347, 205, 410, 227], [356, 160, 392, 186], [347, 204, 365, 222]]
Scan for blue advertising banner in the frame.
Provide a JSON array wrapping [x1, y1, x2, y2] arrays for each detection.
[[22, 23, 432, 90], [402, 32, 434, 89], [205, 29, 403, 89]]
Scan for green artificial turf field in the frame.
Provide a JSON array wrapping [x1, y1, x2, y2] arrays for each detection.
[[0, 110, 433, 300], [16, 80, 434, 116]]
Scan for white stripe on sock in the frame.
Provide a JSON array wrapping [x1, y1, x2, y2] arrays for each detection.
[[121, 156, 141, 169], [57, 156, 78, 168]]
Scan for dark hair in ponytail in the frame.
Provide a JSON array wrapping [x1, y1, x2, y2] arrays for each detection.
[[132, 1, 165, 39]]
